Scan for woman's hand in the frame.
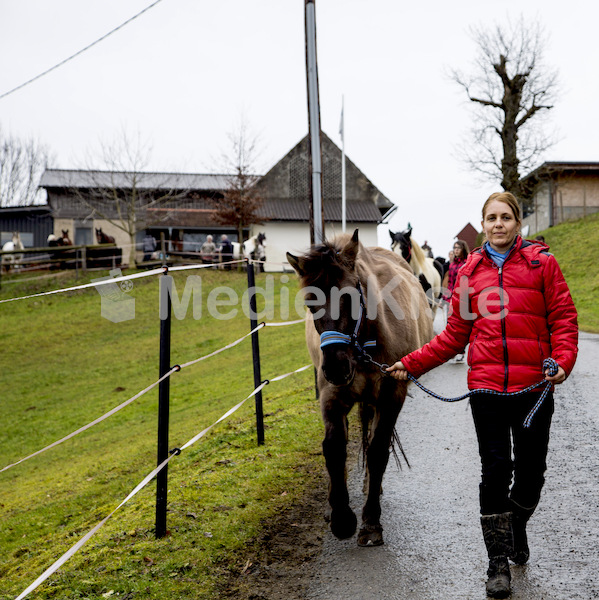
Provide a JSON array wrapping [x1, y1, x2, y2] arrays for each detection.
[[545, 365, 566, 385], [386, 361, 409, 381]]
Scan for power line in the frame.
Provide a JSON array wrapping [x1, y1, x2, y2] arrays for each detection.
[[0, 0, 165, 101]]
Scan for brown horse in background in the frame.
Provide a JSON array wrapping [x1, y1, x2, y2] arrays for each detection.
[[95, 228, 115, 244], [287, 229, 433, 546]]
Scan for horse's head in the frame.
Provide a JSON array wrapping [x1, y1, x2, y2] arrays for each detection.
[[257, 232, 266, 246], [287, 229, 363, 387], [389, 227, 412, 262]]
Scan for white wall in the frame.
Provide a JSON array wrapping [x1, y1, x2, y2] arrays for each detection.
[[250, 222, 379, 272]]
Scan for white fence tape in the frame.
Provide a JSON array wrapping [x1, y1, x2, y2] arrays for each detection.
[[168, 259, 246, 272], [0, 368, 178, 474], [264, 318, 305, 326], [0, 267, 166, 304], [178, 323, 265, 369], [1, 320, 304, 473], [14, 363, 311, 600]]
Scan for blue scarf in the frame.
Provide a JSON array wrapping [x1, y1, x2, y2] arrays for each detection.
[[484, 241, 515, 267]]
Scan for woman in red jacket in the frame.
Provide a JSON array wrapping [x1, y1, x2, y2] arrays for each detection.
[[444, 239, 470, 361], [387, 192, 578, 598]]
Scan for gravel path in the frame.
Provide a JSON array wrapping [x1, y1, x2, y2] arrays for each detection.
[[307, 326, 599, 600]]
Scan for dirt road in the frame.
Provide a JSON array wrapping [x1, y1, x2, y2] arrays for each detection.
[[307, 329, 599, 600]]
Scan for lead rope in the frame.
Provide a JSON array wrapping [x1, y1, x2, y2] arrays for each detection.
[[397, 357, 559, 429]]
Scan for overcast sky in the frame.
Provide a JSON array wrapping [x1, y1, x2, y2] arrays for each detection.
[[1, 0, 598, 256]]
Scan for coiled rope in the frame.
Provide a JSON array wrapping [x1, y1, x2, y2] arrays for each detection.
[[404, 357, 559, 429]]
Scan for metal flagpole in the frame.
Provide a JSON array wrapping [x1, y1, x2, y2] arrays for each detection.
[[305, 0, 324, 245], [340, 95, 346, 233]]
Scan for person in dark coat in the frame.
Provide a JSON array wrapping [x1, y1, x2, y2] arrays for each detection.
[[219, 234, 234, 269], [142, 232, 156, 262]]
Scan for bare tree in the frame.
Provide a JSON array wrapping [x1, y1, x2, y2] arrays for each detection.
[[0, 125, 50, 207], [208, 119, 266, 247], [451, 17, 559, 203], [75, 128, 187, 267]]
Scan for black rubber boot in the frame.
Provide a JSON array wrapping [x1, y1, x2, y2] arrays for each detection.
[[481, 512, 513, 598], [509, 500, 535, 565]]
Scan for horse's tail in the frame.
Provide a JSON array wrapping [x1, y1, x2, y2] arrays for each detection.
[[358, 405, 410, 470], [359, 403, 372, 468], [391, 427, 410, 470]]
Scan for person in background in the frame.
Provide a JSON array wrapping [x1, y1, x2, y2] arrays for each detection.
[[386, 191, 578, 598], [445, 240, 470, 360], [142, 231, 156, 262], [219, 234, 234, 269], [200, 235, 216, 264]]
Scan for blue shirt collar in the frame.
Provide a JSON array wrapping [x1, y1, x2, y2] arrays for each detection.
[[484, 240, 517, 267]]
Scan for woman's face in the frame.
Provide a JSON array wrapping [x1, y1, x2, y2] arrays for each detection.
[[482, 200, 519, 252], [453, 243, 462, 258]]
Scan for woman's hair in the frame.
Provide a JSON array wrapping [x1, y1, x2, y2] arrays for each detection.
[[453, 239, 469, 260], [482, 192, 522, 223]]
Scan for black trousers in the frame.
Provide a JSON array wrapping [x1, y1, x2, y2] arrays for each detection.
[[470, 390, 554, 515]]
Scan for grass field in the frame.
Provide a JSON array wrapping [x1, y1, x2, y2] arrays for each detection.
[[534, 211, 599, 333], [0, 212, 596, 599], [0, 267, 323, 599]]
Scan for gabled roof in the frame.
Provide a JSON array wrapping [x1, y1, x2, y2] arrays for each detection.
[[521, 161, 599, 183], [40, 169, 239, 191], [259, 199, 383, 222]]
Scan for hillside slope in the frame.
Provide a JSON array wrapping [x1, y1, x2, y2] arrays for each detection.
[[535, 211, 599, 333]]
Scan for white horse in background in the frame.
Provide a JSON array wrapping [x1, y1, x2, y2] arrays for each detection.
[[232, 232, 266, 270], [2, 232, 24, 272], [389, 226, 442, 314]]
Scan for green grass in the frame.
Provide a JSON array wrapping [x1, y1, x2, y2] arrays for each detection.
[[0, 267, 323, 599], [534, 211, 599, 333], [1, 211, 596, 598]]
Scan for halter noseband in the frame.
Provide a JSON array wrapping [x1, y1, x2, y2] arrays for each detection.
[[318, 280, 388, 366]]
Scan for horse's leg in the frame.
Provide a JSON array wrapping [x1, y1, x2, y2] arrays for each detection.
[[322, 396, 357, 539], [358, 393, 403, 547]]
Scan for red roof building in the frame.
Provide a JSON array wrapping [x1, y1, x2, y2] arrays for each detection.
[[455, 222, 479, 252]]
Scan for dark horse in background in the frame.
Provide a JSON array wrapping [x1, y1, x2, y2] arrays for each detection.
[[93, 228, 122, 268], [95, 228, 116, 244], [389, 226, 443, 313], [287, 230, 433, 546]]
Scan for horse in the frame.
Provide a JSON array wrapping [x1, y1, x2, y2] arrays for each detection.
[[1, 232, 24, 272], [60, 229, 73, 246], [389, 227, 442, 313], [95, 228, 115, 244], [231, 232, 266, 270], [287, 229, 433, 546]]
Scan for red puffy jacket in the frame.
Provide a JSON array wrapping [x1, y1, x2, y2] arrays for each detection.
[[402, 236, 578, 393]]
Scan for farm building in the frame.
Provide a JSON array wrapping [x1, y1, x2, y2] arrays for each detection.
[[0, 205, 53, 248], [454, 222, 479, 252], [520, 161, 599, 234], [39, 132, 393, 271]]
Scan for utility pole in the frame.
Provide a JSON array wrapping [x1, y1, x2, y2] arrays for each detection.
[[305, 0, 325, 245], [340, 95, 346, 233]]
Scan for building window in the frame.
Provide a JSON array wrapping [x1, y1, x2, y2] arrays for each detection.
[[75, 227, 92, 246]]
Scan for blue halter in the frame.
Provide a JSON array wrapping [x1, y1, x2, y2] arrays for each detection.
[[318, 281, 376, 354]]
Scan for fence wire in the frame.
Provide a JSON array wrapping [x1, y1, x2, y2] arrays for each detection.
[[14, 364, 311, 600]]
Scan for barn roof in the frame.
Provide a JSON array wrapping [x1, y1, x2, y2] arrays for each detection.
[[40, 169, 240, 192]]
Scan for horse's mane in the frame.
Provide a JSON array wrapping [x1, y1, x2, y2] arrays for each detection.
[[409, 237, 429, 268], [297, 235, 357, 289]]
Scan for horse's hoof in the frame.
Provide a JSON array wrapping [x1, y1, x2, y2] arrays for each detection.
[[357, 524, 384, 547], [330, 507, 357, 539]]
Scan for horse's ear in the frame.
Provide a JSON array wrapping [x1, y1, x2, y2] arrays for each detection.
[[406, 224, 412, 238], [340, 229, 359, 266], [389, 230, 395, 240], [286, 252, 305, 276]]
